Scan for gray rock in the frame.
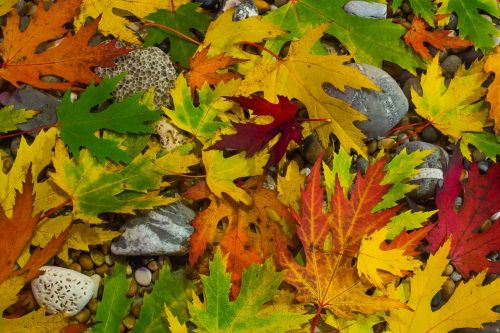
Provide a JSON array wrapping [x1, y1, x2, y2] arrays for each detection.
[[441, 55, 462, 77], [111, 202, 195, 256], [344, 1, 387, 19], [397, 141, 449, 201], [223, 0, 258, 21], [6, 85, 60, 133], [421, 126, 439, 143], [325, 63, 409, 138]]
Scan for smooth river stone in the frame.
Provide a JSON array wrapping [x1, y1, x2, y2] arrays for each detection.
[[111, 202, 195, 256], [344, 1, 387, 19], [325, 63, 409, 139]]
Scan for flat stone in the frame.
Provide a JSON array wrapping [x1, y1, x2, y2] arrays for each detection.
[[396, 141, 449, 201], [111, 202, 195, 256], [344, 1, 387, 19], [134, 267, 152, 286], [325, 63, 408, 138], [31, 266, 94, 316]]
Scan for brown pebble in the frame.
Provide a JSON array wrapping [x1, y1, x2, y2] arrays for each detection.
[[147, 260, 159, 272], [367, 140, 378, 154], [441, 278, 456, 301], [378, 138, 396, 151], [126, 265, 133, 276], [472, 149, 486, 162], [152, 269, 160, 283], [443, 264, 454, 276], [122, 315, 136, 330], [74, 308, 91, 323], [95, 264, 110, 276], [70, 250, 81, 261], [126, 279, 138, 297], [104, 255, 114, 266], [90, 250, 105, 266], [87, 298, 98, 314], [68, 262, 82, 273], [130, 303, 142, 318], [480, 219, 492, 233], [119, 322, 126, 333], [101, 243, 111, 255], [79, 254, 94, 271]]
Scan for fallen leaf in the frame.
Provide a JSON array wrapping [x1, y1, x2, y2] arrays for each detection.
[[277, 160, 305, 211], [0, 0, 16, 16], [0, 0, 130, 90], [484, 46, 500, 133], [392, 0, 436, 25], [0, 105, 37, 134]]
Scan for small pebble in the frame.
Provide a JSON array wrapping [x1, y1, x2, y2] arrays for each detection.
[[127, 279, 138, 297], [378, 138, 396, 151], [472, 149, 486, 162], [450, 271, 462, 282], [356, 157, 368, 173], [401, 1, 411, 14], [152, 269, 160, 283], [126, 264, 133, 276], [68, 262, 82, 273], [90, 274, 101, 298], [131, 303, 142, 318], [87, 298, 98, 314], [446, 14, 458, 30], [90, 250, 105, 266], [431, 291, 441, 307], [480, 219, 492, 232], [441, 55, 462, 77], [421, 126, 439, 143], [135, 267, 152, 286], [402, 77, 422, 102], [122, 315, 136, 330], [478, 160, 489, 173], [119, 323, 126, 333], [302, 134, 325, 164], [79, 254, 94, 271], [454, 197, 463, 209], [74, 308, 91, 323], [104, 255, 114, 266], [95, 264, 109, 276], [441, 278, 456, 301], [397, 133, 409, 144], [367, 140, 378, 154], [443, 264, 454, 276], [344, 0, 387, 19]]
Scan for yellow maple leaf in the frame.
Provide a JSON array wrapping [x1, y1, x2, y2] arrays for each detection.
[[277, 160, 304, 211], [357, 228, 422, 289], [237, 24, 379, 157], [74, 0, 189, 44], [484, 46, 500, 133], [0, 0, 16, 16], [0, 276, 68, 332], [202, 150, 267, 206], [385, 239, 500, 332], [413, 55, 489, 141], [164, 305, 189, 333]]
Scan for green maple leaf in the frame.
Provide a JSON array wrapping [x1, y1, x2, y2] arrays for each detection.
[[188, 250, 310, 332], [50, 141, 176, 223], [264, 0, 423, 73], [131, 266, 193, 333], [94, 263, 132, 333], [57, 73, 161, 164], [438, 0, 499, 51], [392, 0, 436, 25], [145, 3, 211, 67], [0, 105, 37, 134]]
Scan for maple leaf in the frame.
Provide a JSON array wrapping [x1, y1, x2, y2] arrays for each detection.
[[0, 276, 68, 332], [437, 0, 500, 51], [413, 55, 496, 159], [94, 263, 132, 333], [0, 0, 130, 90], [485, 46, 500, 133], [209, 95, 317, 168], [188, 250, 311, 332], [385, 210, 436, 240], [263, 0, 423, 73], [404, 18, 473, 60], [75, 0, 190, 44], [0, 0, 16, 16], [237, 25, 379, 156], [0, 105, 37, 134], [278, 155, 405, 319], [145, 3, 211, 67], [392, 0, 436, 25], [426, 152, 500, 278], [386, 240, 500, 332], [186, 46, 244, 93], [163, 75, 238, 145], [50, 141, 176, 223], [164, 305, 188, 333], [57, 74, 161, 164], [184, 180, 294, 295], [277, 160, 305, 211]]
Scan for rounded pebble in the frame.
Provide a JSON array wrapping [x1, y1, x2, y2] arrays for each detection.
[[146, 260, 159, 272], [478, 160, 489, 173], [431, 291, 442, 307], [95, 264, 109, 276], [421, 126, 439, 143], [90, 274, 101, 298], [450, 271, 462, 282], [122, 315, 136, 330], [472, 149, 486, 162], [441, 55, 462, 77], [74, 308, 91, 323], [441, 278, 456, 301], [87, 298, 98, 314], [104, 255, 114, 266], [79, 254, 94, 271], [378, 138, 396, 151], [90, 250, 105, 266], [135, 267, 152, 286], [131, 303, 142, 318], [367, 140, 378, 154], [68, 262, 82, 273], [126, 264, 133, 276], [127, 279, 138, 297], [443, 264, 454, 276]]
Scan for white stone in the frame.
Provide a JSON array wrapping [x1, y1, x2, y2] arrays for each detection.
[[31, 266, 94, 316], [89, 274, 101, 298], [344, 1, 387, 19], [134, 267, 152, 286]]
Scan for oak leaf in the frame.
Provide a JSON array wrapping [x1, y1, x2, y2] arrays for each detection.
[[237, 25, 379, 156], [426, 153, 500, 278], [278, 155, 405, 319], [75, 0, 190, 44], [484, 46, 500, 133], [404, 17, 472, 60], [0, 0, 130, 90], [386, 240, 500, 332], [186, 46, 243, 93]]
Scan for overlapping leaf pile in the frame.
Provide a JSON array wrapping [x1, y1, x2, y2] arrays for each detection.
[[0, 0, 499, 332]]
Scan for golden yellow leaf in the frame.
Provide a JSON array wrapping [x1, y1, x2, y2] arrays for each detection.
[[0, 276, 68, 332], [164, 305, 188, 333], [237, 25, 378, 157], [74, 0, 190, 44], [277, 160, 304, 211], [357, 228, 422, 289], [0, 0, 16, 16], [484, 46, 500, 133], [386, 239, 500, 332], [57, 224, 122, 262], [31, 215, 73, 248]]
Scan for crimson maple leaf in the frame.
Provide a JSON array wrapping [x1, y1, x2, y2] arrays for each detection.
[[426, 152, 500, 278], [208, 95, 326, 168]]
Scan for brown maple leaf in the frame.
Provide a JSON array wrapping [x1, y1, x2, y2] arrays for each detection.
[[404, 17, 472, 60], [0, 0, 130, 90], [185, 46, 244, 92]]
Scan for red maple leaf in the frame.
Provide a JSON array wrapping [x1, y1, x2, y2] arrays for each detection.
[[426, 153, 500, 278], [208, 95, 327, 168]]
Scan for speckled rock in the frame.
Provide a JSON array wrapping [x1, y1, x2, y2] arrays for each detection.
[[397, 141, 449, 201], [344, 1, 387, 19], [31, 266, 94, 316], [156, 120, 187, 151], [325, 63, 409, 138], [111, 202, 195, 256], [222, 0, 258, 21]]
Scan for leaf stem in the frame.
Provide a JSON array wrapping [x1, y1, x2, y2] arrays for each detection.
[[143, 22, 201, 46], [310, 303, 323, 333], [385, 121, 427, 136], [238, 41, 282, 60]]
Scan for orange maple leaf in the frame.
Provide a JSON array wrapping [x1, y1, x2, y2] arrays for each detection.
[[0, 0, 130, 90], [404, 17, 472, 60], [184, 179, 293, 296], [278, 155, 406, 322], [484, 46, 500, 133], [185, 46, 244, 92]]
